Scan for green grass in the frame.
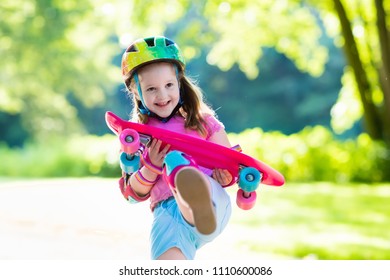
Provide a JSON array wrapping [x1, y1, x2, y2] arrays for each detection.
[[230, 182, 390, 259]]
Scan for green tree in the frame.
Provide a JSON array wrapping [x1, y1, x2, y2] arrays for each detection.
[[0, 0, 121, 141], [315, 0, 390, 144], [128, 0, 390, 143]]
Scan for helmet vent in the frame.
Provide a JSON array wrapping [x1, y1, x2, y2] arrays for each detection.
[[144, 37, 156, 47], [165, 38, 175, 46], [126, 45, 137, 52]]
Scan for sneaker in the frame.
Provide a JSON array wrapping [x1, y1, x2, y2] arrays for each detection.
[[175, 167, 216, 235]]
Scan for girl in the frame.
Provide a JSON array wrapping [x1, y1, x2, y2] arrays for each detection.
[[119, 36, 234, 260]]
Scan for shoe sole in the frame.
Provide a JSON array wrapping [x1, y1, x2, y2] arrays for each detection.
[[175, 167, 216, 235]]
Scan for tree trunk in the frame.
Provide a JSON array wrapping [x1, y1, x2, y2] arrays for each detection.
[[375, 0, 390, 144], [333, 0, 383, 140]]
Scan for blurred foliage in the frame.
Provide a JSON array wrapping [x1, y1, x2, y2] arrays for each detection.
[[191, 46, 344, 134], [132, 0, 328, 78], [0, 134, 119, 178], [228, 126, 390, 183], [0, 0, 348, 146], [1, 127, 389, 182], [317, 0, 390, 143], [1, 0, 389, 183], [131, 0, 390, 143], [0, 0, 121, 141], [1, 0, 379, 143]]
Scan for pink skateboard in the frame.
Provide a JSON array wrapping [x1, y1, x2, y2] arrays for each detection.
[[105, 111, 285, 210]]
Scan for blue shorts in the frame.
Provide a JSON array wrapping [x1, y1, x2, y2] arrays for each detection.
[[150, 177, 232, 260]]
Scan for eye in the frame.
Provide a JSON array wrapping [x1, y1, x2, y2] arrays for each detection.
[[146, 87, 156, 92], [166, 82, 174, 88]]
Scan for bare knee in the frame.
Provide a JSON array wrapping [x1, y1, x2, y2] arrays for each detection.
[[157, 247, 187, 260]]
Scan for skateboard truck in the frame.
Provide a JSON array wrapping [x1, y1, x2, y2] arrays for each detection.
[[139, 134, 152, 147]]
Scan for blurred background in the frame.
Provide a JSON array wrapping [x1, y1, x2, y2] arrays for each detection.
[[0, 0, 389, 260]]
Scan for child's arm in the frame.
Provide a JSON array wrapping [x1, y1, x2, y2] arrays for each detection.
[[128, 138, 169, 197], [128, 166, 158, 196], [207, 128, 231, 148], [118, 173, 150, 203]]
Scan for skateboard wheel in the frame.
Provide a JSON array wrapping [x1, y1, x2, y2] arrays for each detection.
[[238, 167, 262, 192], [236, 189, 257, 210], [119, 152, 140, 174], [119, 129, 140, 154]]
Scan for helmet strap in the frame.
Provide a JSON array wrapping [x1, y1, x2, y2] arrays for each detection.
[[133, 73, 151, 115]]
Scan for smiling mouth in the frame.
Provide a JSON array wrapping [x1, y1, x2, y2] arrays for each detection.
[[155, 101, 170, 107]]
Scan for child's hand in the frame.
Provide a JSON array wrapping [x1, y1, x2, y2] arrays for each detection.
[[147, 139, 170, 168], [212, 169, 233, 186]]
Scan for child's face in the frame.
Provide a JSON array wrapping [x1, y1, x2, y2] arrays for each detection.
[[136, 62, 180, 118]]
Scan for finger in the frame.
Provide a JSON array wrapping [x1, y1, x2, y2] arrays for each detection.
[[218, 169, 231, 185], [214, 169, 224, 184], [149, 138, 157, 150], [153, 139, 162, 150], [212, 169, 217, 180], [220, 169, 229, 179], [222, 169, 232, 183], [149, 139, 162, 155], [161, 144, 171, 154], [149, 138, 158, 148]]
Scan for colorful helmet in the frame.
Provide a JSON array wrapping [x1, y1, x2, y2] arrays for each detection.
[[121, 36, 185, 79]]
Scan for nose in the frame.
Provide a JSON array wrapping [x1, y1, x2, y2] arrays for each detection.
[[157, 88, 169, 99]]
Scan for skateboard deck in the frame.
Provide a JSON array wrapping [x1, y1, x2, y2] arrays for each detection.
[[105, 111, 285, 188]]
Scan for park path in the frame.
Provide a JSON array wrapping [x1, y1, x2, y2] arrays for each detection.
[[0, 178, 279, 260]]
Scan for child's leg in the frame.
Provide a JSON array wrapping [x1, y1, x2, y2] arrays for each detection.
[[151, 160, 232, 260], [163, 151, 216, 235]]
